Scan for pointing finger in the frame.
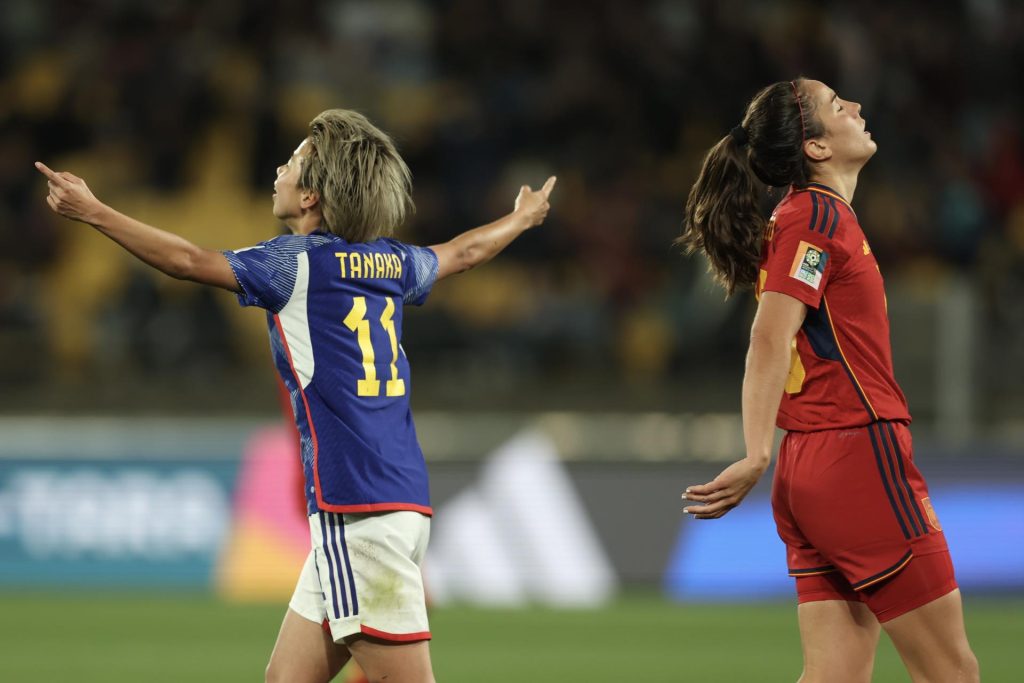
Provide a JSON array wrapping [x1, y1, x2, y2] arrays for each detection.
[[39, 163, 79, 187], [541, 175, 557, 197], [35, 161, 64, 184]]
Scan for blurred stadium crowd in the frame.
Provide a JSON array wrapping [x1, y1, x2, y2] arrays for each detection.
[[1, 0, 1022, 421]]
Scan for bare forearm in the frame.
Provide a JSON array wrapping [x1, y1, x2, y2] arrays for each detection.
[[741, 331, 792, 469], [85, 204, 240, 291], [683, 292, 804, 519], [431, 176, 554, 281], [37, 161, 237, 290], [443, 211, 532, 275], [91, 204, 212, 280]]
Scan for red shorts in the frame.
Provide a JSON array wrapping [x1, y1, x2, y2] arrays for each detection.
[[772, 421, 957, 622]]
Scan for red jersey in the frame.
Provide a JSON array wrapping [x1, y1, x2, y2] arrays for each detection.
[[757, 182, 911, 431]]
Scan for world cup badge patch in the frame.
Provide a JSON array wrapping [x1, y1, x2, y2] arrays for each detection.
[[790, 241, 828, 289]]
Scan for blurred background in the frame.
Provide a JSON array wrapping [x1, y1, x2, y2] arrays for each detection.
[[1, 0, 1022, 681]]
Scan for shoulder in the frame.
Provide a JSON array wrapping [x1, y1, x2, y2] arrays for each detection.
[[231, 232, 339, 255], [277, 232, 342, 253], [378, 237, 422, 253], [770, 188, 855, 245], [378, 238, 438, 262]]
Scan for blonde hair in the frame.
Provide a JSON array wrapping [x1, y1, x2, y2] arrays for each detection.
[[300, 109, 414, 242]]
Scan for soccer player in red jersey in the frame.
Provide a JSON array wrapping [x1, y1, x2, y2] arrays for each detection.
[[678, 79, 979, 682]]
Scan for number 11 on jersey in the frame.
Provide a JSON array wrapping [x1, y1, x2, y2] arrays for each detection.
[[343, 296, 406, 398]]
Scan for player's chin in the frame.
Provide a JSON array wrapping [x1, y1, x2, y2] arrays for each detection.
[[857, 140, 878, 165]]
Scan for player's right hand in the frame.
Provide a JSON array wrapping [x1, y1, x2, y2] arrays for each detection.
[[514, 176, 557, 227], [35, 162, 104, 225], [681, 456, 767, 519]]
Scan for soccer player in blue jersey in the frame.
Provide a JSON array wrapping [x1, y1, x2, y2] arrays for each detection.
[[37, 109, 556, 683]]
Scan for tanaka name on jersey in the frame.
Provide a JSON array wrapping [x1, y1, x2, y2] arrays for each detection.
[[335, 251, 404, 279]]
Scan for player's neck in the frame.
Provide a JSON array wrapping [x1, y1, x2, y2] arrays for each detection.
[[287, 211, 323, 236], [809, 170, 858, 204]]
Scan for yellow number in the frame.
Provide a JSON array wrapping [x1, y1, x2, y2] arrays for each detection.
[[343, 296, 405, 398], [785, 339, 806, 394], [757, 268, 805, 394], [380, 298, 406, 397], [343, 297, 381, 396]]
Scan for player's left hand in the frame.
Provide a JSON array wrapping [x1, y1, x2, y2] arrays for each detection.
[[682, 457, 767, 519], [35, 161, 104, 225], [513, 176, 557, 228]]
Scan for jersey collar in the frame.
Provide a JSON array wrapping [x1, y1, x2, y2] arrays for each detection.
[[310, 228, 344, 241], [802, 182, 852, 210]]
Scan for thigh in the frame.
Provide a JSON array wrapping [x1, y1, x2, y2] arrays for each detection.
[[797, 599, 880, 683], [266, 608, 351, 683], [882, 589, 979, 683], [860, 548, 958, 623], [347, 635, 435, 683]]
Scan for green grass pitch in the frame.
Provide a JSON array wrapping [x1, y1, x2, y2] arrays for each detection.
[[0, 593, 1018, 681]]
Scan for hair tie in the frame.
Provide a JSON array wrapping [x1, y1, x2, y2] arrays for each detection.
[[790, 80, 807, 142], [730, 125, 749, 146]]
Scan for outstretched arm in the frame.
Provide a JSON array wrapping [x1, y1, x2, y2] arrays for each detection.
[[683, 291, 807, 518], [430, 176, 556, 282], [36, 162, 240, 292]]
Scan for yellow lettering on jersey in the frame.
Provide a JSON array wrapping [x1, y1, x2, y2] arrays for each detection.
[[334, 252, 405, 279], [381, 298, 406, 397], [785, 339, 806, 394], [343, 297, 380, 396], [756, 269, 768, 301], [863, 240, 871, 255]]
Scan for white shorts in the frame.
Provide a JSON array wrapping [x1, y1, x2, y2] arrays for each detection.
[[289, 510, 431, 643]]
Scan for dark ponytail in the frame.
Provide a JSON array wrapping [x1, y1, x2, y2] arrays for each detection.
[[678, 79, 824, 296], [679, 133, 763, 296]]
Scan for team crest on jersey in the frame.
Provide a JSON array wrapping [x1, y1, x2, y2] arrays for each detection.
[[790, 241, 828, 289]]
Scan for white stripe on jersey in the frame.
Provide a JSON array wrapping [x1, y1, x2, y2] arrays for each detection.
[[278, 252, 315, 388]]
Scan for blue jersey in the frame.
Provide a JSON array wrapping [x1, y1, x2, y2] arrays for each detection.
[[224, 232, 439, 516]]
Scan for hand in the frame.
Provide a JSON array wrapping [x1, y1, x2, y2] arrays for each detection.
[[682, 457, 768, 519], [35, 161, 104, 225], [513, 176, 557, 227]]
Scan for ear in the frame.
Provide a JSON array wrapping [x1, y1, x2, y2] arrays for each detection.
[[804, 138, 832, 163], [300, 189, 320, 211]]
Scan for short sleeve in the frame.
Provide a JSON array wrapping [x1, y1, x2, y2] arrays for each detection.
[[222, 235, 309, 312], [761, 214, 848, 309], [386, 240, 439, 306]]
